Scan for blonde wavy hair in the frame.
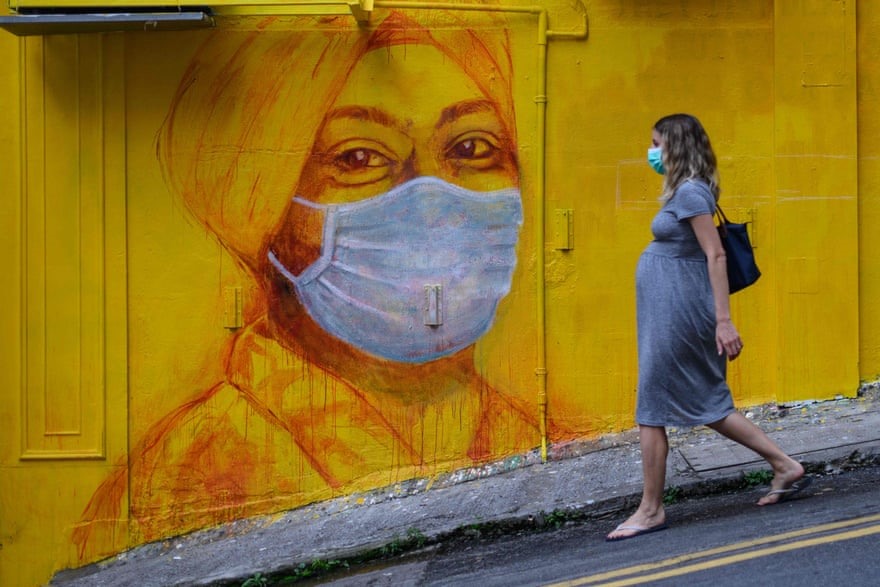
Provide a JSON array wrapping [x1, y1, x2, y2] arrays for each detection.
[[654, 114, 720, 202]]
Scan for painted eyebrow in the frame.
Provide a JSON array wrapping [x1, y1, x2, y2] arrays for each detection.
[[436, 99, 497, 129], [324, 105, 404, 131]]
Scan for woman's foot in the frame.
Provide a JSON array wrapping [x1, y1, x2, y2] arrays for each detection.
[[757, 460, 806, 506], [606, 507, 666, 541]]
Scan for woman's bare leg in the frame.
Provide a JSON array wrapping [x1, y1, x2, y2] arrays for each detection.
[[707, 411, 805, 505], [606, 425, 669, 540]]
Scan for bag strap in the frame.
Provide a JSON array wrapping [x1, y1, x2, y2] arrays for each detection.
[[715, 203, 730, 237]]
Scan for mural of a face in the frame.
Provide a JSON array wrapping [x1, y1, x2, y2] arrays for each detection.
[[265, 42, 523, 364], [73, 12, 538, 564]]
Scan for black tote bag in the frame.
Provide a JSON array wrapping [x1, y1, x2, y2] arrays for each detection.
[[715, 205, 760, 294]]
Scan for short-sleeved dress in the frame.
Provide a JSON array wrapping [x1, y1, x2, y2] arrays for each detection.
[[635, 179, 736, 427]]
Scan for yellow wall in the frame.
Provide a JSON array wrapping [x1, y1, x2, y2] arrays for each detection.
[[0, 1, 874, 585], [858, 1, 880, 378]]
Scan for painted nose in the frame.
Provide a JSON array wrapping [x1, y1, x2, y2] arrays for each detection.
[[400, 148, 442, 182]]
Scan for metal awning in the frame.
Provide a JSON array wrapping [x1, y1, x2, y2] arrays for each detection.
[[0, 11, 215, 35]]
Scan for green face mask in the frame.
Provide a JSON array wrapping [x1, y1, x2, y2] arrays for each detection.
[[647, 146, 665, 175]]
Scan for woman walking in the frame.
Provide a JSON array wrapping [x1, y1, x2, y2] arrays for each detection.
[[607, 114, 809, 542]]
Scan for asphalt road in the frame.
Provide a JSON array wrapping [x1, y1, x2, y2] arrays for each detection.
[[308, 465, 880, 586]]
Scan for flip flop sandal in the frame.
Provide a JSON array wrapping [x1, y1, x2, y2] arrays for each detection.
[[605, 522, 669, 542], [758, 475, 813, 505]]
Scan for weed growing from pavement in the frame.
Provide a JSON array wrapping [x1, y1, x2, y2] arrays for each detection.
[[240, 559, 350, 586], [241, 573, 268, 587], [742, 469, 774, 487], [381, 527, 427, 556], [544, 509, 573, 528], [233, 528, 428, 585], [662, 486, 682, 505]]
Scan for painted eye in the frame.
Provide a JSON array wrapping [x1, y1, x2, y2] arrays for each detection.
[[337, 148, 389, 170], [320, 140, 398, 188], [448, 137, 495, 160]]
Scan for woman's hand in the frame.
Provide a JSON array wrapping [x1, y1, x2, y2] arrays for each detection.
[[716, 318, 743, 360]]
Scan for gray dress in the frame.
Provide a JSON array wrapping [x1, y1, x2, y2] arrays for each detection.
[[635, 179, 735, 427]]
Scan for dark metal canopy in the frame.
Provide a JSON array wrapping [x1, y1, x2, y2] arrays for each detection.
[[0, 11, 214, 35]]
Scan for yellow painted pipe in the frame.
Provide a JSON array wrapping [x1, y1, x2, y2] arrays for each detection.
[[534, 9, 550, 463]]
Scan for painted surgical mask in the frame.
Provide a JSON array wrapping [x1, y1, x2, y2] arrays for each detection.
[[268, 176, 523, 363], [647, 146, 665, 175]]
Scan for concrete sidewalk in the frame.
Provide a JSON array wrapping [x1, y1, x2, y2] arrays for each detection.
[[51, 383, 880, 587]]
